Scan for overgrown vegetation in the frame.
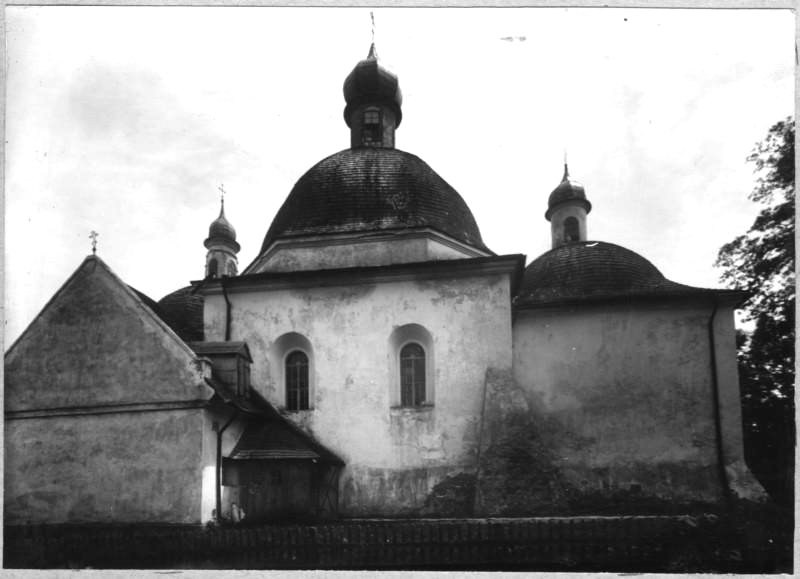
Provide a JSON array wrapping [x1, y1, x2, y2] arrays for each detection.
[[715, 116, 795, 506]]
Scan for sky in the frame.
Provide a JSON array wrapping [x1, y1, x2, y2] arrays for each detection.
[[4, 6, 795, 346]]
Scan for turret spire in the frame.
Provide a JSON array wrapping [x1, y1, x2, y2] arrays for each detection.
[[545, 163, 592, 249], [343, 32, 403, 149], [205, 186, 240, 278]]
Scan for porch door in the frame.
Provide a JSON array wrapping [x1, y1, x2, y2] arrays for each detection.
[[240, 463, 285, 521]]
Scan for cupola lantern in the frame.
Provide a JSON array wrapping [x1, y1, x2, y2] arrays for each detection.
[[545, 163, 592, 249], [204, 189, 240, 278], [343, 43, 403, 149]]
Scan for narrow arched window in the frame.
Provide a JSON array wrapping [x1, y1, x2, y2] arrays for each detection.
[[226, 261, 237, 277], [563, 216, 580, 242], [400, 343, 426, 407], [208, 258, 219, 277], [286, 351, 309, 411]]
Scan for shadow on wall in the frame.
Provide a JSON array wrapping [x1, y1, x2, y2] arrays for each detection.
[[423, 369, 730, 517]]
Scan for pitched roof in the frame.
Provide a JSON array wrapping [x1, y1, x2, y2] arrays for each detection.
[[205, 377, 343, 465], [188, 341, 252, 362], [7, 255, 199, 361], [5, 255, 207, 410], [229, 421, 322, 461]]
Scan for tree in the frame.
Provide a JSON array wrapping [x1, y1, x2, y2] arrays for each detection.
[[715, 117, 794, 505]]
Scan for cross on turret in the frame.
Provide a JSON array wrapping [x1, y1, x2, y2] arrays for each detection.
[[89, 230, 99, 255]]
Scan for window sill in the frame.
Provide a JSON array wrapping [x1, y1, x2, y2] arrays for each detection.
[[390, 403, 434, 413]]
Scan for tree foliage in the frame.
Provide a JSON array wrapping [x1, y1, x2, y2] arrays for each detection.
[[715, 117, 795, 504]]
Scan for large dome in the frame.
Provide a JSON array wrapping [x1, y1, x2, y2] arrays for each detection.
[[515, 241, 714, 307], [259, 148, 490, 254]]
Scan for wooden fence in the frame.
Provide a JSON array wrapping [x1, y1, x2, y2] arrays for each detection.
[[4, 514, 786, 571]]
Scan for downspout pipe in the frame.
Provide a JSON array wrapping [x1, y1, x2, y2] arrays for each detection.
[[472, 369, 490, 516], [216, 407, 238, 522], [221, 277, 232, 341], [707, 298, 732, 506]]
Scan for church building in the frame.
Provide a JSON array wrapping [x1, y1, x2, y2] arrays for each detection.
[[4, 43, 765, 525]]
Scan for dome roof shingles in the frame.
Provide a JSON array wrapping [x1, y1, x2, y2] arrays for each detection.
[[258, 148, 490, 255], [157, 285, 204, 342], [515, 241, 726, 308]]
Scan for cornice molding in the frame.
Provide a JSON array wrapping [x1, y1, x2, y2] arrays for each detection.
[[201, 254, 526, 295], [6, 399, 210, 420]]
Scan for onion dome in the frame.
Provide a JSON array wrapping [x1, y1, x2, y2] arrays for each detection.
[[157, 285, 204, 342], [258, 148, 489, 255], [205, 200, 240, 252], [545, 163, 592, 221], [515, 241, 717, 308], [343, 43, 403, 128]]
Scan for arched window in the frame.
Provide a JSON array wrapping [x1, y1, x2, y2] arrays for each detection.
[[208, 258, 219, 277], [400, 343, 426, 407], [226, 261, 237, 277], [563, 216, 580, 242], [285, 350, 309, 411]]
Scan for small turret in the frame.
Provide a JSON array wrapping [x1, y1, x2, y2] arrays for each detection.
[[545, 163, 592, 249], [204, 195, 240, 278], [343, 43, 403, 149]]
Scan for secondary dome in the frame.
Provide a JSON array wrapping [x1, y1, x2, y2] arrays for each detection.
[[546, 164, 591, 221], [157, 286, 204, 342], [515, 241, 707, 307], [259, 148, 490, 254]]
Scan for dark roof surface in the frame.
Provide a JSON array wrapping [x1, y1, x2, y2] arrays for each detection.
[[343, 43, 403, 126], [205, 202, 239, 251], [189, 341, 252, 362], [546, 165, 591, 220], [515, 241, 734, 308], [205, 378, 343, 465], [157, 285, 204, 342], [128, 285, 164, 317], [258, 148, 489, 256], [229, 421, 322, 461]]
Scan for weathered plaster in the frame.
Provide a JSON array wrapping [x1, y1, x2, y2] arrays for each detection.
[[711, 303, 768, 501], [549, 202, 589, 248], [5, 410, 205, 524], [4, 256, 213, 525], [5, 258, 208, 411], [254, 232, 485, 274], [201, 404, 249, 521], [512, 302, 731, 506], [204, 270, 513, 515]]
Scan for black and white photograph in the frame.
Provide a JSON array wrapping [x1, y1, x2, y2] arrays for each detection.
[[3, 4, 795, 572]]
